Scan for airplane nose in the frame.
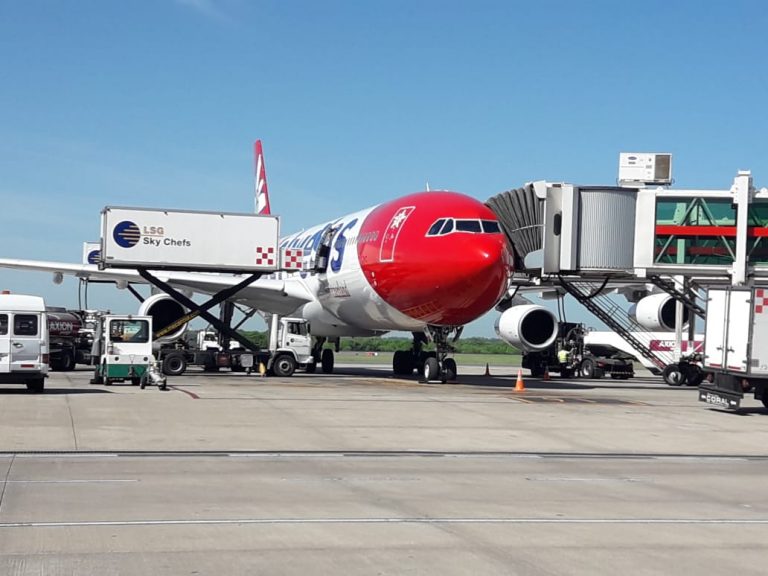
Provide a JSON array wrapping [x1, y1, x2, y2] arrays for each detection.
[[387, 236, 510, 326]]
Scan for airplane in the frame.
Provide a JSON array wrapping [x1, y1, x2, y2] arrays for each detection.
[[0, 141, 512, 382]]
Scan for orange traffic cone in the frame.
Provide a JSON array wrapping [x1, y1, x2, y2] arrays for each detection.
[[543, 367, 550, 381], [515, 368, 525, 391], [484, 363, 491, 376]]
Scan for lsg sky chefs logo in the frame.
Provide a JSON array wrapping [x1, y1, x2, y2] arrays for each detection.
[[113, 221, 191, 248]]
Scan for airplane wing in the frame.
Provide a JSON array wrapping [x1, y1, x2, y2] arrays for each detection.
[[0, 258, 314, 316]]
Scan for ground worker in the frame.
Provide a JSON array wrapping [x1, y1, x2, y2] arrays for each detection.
[[557, 346, 571, 366]]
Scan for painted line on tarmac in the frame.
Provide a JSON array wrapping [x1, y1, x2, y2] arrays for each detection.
[[2, 517, 768, 529], [168, 385, 199, 399], [4, 479, 138, 484], [2, 450, 766, 461]]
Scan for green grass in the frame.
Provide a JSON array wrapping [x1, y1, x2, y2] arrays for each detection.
[[336, 351, 522, 366]]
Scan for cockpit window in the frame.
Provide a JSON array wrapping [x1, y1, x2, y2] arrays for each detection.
[[455, 220, 482, 233], [482, 220, 501, 233], [427, 219, 446, 236], [426, 218, 502, 237]]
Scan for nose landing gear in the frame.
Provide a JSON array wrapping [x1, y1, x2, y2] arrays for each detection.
[[391, 328, 462, 383], [421, 326, 461, 383]]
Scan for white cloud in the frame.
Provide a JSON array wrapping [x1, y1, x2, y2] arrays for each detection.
[[175, 0, 230, 22]]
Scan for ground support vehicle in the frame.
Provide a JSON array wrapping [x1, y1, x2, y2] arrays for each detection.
[[47, 309, 101, 371], [157, 317, 314, 378], [659, 352, 705, 387], [522, 322, 634, 380], [699, 287, 768, 410], [0, 293, 49, 392], [90, 314, 158, 387]]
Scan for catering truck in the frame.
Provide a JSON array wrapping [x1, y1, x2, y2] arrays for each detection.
[[699, 287, 768, 410], [157, 317, 315, 377], [0, 293, 49, 392]]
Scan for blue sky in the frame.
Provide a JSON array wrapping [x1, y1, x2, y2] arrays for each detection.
[[1, 0, 766, 336]]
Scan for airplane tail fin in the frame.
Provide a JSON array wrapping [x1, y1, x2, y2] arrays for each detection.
[[254, 140, 271, 215]]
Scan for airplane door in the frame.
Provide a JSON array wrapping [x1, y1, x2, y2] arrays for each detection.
[[10, 313, 42, 369], [0, 314, 10, 373]]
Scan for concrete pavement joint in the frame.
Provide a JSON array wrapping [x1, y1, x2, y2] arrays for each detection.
[[2, 517, 768, 529]]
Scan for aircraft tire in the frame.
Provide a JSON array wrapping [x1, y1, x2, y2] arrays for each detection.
[[443, 358, 457, 381], [321, 349, 334, 374], [423, 357, 440, 382], [393, 350, 412, 375]]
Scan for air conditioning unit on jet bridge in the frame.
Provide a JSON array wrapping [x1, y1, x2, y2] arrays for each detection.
[[618, 152, 673, 186]]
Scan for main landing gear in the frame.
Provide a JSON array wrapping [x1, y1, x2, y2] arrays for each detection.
[[310, 337, 335, 374], [392, 327, 461, 383]]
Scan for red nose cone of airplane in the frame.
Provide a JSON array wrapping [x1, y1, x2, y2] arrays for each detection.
[[358, 191, 511, 326]]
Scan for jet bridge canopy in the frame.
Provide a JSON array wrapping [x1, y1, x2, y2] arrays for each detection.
[[487, 183, 638, 276]]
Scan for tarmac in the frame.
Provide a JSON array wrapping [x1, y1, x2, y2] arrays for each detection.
[[1, 363, 767, 575]]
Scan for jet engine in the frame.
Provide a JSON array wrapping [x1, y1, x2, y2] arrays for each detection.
[[494, 305, 559, 352], [629, 293, 689, 332], [138, 293, 188, 342]]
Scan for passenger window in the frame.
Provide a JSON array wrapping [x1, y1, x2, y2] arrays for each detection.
[[14, 314, 38, 336], [427, 219, 445, 236], [456, 220, 482, 233], [0, 314, 7, 335], [482, 220, 501, 233], [440, 219, 454, 234]]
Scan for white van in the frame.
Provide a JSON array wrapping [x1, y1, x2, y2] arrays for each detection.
[[0, 293, 49, 392]]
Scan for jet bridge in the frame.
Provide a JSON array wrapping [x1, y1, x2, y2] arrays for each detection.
[[488, 180, 673, 372], [488, 160, 767, 380]]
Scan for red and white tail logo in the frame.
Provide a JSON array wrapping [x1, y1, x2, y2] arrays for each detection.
[[254, 140, 271, 215]]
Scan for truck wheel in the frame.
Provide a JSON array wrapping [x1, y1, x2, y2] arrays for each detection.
[[321, 349, 334, 374], [662, 364, 686, 386], [273, 354, 296, 377], [60, 351, 75, 372], [26, 378, 45, 393], [580, 358, 596, 378], [683, 365, 704, 387], [162, 353, 187, 376]]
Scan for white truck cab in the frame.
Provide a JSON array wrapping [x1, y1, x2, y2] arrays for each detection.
[[0, 293, 49, 392]]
